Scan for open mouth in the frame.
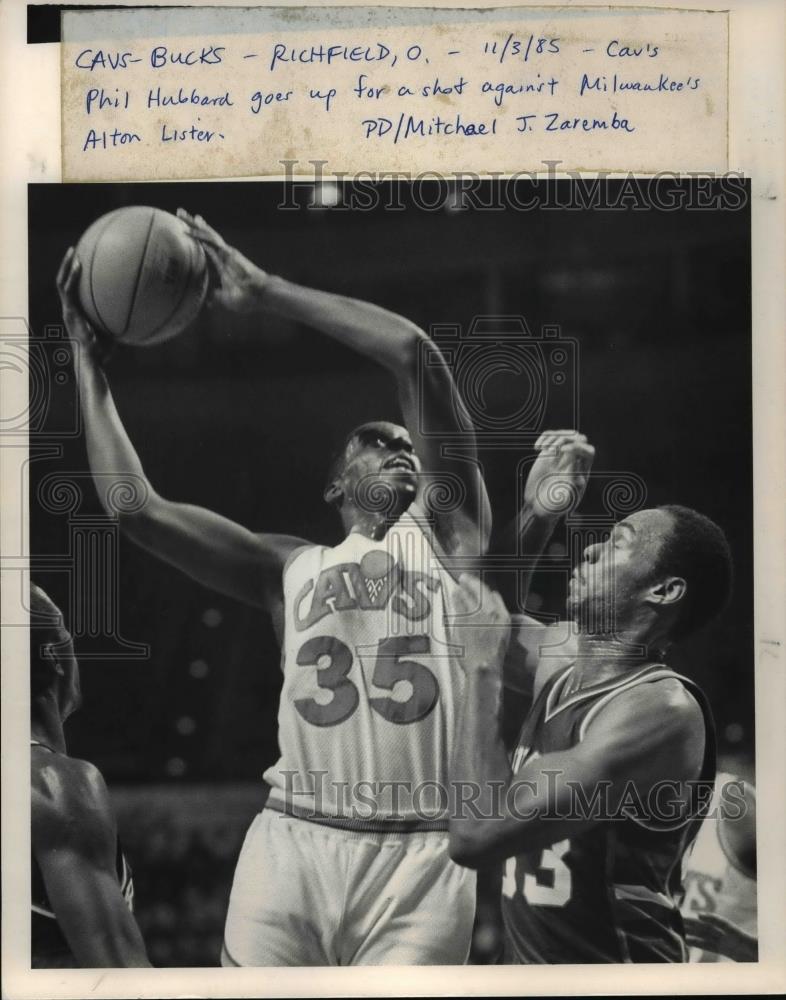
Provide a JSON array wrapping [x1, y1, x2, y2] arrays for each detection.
[[383, 456, 416, 474]]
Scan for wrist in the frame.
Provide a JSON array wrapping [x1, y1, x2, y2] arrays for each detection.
[[250, 270, 277, 309]]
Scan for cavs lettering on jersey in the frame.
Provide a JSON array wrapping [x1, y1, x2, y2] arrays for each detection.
[[502, 663, 716, 964], [264, 504, 463, 827], [681, 772, 757, 962]]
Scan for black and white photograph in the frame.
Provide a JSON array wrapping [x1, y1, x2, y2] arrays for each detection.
[[24, 177, 757, 971]]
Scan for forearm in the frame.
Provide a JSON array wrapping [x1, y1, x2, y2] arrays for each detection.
[[450, 667, 512, 864], [451, 681, 596, 866], [74, 349, 151, 515], [494, 501, 560, 610], [261, 274, 423, 375], [72, 917, 150, 968], [42, 856, 151, 968]]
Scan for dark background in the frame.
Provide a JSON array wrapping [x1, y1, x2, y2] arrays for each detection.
[[28, 179, 753, 964]]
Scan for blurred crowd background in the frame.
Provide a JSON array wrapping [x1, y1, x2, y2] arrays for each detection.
[[28, 180, 752, 965]]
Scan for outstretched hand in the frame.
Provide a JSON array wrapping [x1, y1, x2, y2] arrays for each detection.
[[177, 208, 269, 314], [524, 430, 595, 520]]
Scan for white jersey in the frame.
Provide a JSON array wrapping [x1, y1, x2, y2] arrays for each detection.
[[263, 505, 465, 827], [681, 772, 757, 962]]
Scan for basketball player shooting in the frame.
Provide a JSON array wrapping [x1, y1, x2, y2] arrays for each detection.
[[30, 584, 149, 968], [448, 500, 732, 962], [56, 211, 522, 966]]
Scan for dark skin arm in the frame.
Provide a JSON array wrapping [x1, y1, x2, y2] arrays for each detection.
[[57, 248, 308, 612], [683, 913, 758, 961], [503, 616, 576, 700], [177, 209, 491, 557], [450, 639, 705, 868], [497, 429, 593, 696], [32, 756, 150, 968], [492, 430, 594, 599]]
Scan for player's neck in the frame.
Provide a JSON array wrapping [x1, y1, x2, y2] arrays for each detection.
[[343, 507, 396, 541], [572, 632, 655, 688], [31, 702, 67, 754]]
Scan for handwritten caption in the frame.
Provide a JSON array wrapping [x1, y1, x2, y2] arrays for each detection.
[[61, 7, 728, 180]]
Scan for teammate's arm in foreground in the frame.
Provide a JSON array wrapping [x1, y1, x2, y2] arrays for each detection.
[[32, 757, 150, 967], [500, 431, 594, 698], [58, 249, 308, 611], [178, 209, 491, 555], [448, 575, 705, 867], [683, 912, 758, 962]]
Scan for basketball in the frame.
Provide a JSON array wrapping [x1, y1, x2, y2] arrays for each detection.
[[75, 206, 208, 347]]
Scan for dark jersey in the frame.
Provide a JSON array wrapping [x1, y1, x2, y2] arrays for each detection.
[[501, 663, 716, 964], [31, 741, 134, 968]]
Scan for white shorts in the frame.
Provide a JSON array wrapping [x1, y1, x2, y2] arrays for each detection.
[[222, 808, 476, 966]]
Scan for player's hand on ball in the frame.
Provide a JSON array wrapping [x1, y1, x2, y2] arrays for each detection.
[[177, 208, 269, 314], [453, 573, 511, 676], [524, 430, 595, 520], [56, 248, 113, 362]]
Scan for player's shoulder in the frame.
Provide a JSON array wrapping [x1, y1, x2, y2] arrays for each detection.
[[32, 753, 114, 842], [609, 673, 702, 724], [403, 501, 483, 558], [279, 538, 319, 576], [591, 672, 705, 750]]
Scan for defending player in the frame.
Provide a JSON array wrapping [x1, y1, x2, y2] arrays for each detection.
[[30, 583, 149, 968], [449, 499, 731, 962], [56, 213, 493, 965]]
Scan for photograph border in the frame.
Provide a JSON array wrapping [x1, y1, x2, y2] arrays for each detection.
[[2, 0, 784, 996]]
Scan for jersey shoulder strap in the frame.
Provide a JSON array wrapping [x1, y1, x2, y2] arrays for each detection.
[[510, 662, 574, 765]]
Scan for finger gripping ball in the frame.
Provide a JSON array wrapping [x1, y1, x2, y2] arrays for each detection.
[[75, 206, 208, 346]]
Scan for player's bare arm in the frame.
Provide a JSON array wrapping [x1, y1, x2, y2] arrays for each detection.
[[178, 209, 491, 556], [503, 617, 577, 701], [58, 248, 308, 612], [31, 755, 150, 968], [450, 596, 705, 867], [683, 912, 758, 962], [501, 431, 594, 696]]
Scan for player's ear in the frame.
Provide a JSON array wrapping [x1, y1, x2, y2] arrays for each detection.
[[646, 575, 686, 608], [323, 479, 344, 507], [43, 642, 66, 679]]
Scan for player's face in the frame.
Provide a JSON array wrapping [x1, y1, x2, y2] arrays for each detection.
[[338, 422, 421, 511], [567, 508, 674, 633]]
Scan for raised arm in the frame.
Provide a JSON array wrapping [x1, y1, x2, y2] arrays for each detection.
[[498, 431, 594, 695], [178, 210, 491, 556], [57, 249, 307, 611], [32, 758, 150, 968]]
